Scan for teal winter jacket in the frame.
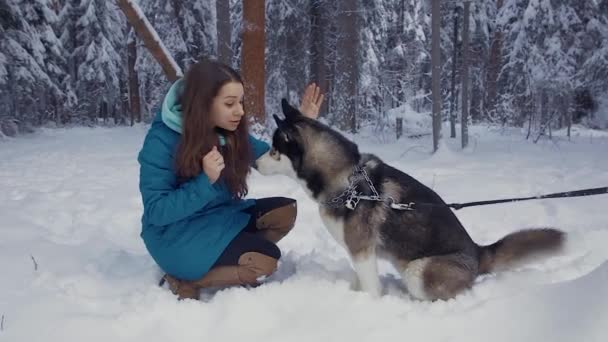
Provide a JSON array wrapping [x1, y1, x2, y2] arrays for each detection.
[[137, 80, 270, 280]]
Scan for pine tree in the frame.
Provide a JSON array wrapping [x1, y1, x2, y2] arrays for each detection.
[[1, 0, 70, 128], [266, 0, 311, 121], [577, 0, 608, 128], [170, 0, 216, 67], [69, 0, 126, 124], [358, 0, 386, 128], [135, 0, 187, 119]]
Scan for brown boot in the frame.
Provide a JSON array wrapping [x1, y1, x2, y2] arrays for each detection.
[[162, 274, 201, 300], [256, 201, 297, 243], [161, 252, 278, 300], [234, 251, 278, 284]]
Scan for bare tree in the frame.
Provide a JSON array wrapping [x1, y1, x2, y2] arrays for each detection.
[[431, 0, 441, 152], [242, 0, 266, 124], [115, 0, 183, 82], [461, 1, 471, 148]]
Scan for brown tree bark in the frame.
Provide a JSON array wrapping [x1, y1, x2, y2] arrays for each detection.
[[115, 0, 183, 82], [242, 0, 266, 123]]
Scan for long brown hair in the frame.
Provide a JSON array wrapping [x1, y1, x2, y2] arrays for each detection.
[[175, 59, 253, 198]]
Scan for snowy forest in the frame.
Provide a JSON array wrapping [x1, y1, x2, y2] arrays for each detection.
[[2, 2, 608, 340], [1, 0, 608, 137]]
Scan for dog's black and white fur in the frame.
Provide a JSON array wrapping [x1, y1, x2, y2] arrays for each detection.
[[256, 99, 565, 300]]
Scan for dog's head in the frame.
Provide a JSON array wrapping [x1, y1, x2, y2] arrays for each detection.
[[255, 99, 360, 197], [255, 99, 308, 179]]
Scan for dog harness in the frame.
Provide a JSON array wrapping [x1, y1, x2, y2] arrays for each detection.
[[324, 166, 416, 211]]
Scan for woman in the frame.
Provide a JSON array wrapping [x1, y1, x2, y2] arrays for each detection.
[[137, 59, 324, 300]]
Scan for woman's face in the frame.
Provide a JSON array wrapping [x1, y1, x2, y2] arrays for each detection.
[[210, 81, 245, 131]]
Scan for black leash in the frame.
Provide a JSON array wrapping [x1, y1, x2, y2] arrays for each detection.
[[331, 166, 608, 212], [446, 186, 608, 210]]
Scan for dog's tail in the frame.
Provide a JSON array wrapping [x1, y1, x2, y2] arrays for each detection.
[[477, 228, 565, 274]]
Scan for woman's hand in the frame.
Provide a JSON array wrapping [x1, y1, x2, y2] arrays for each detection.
[[202, 146, 225, 183], [299, 83, 325, 119]]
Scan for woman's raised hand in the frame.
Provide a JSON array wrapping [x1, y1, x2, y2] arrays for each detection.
[[299, 83, 325, 119]]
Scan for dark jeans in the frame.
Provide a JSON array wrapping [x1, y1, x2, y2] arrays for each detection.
[[211, 197, 295, 267]]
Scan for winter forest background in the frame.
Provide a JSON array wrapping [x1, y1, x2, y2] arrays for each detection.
[[1, 2, 608, 340], [1, 0, 608, 139]]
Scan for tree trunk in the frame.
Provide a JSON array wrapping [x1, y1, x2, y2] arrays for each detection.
[[310, 0, 328, 116], [127, 29, 141, 126], [449, 7, 459, 138], [171, 0, 192, 68], [484, 0, 504, 120], [461, 1, 471, 149], [216, 0, 232, 64], [526, 95, 536, 140], [470, 77, 481, 123], [431, 0, 442, 152], [242, 0, 266, 123], [336, 1, 359, 132], [119, 76, 128, 125], [566, 108, 572, 140], [115, 0, 183, 82], [396, 117, 403, 140], [66, 4, 77, 85]]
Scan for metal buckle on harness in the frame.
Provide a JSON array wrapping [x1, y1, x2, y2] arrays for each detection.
[[389, 201, 416, 210]]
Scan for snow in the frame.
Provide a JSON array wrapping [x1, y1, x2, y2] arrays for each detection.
[[1, 124, 607, 341]]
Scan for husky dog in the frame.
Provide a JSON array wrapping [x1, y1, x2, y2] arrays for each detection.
[[256, 99, 565, 300]]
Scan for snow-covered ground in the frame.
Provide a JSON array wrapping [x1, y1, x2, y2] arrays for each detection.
[[1, 123, 607, 342]]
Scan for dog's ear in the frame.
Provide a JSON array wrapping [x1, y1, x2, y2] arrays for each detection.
[[281, 98, 302, 121], [273, 114, 287, 130], [273, 114, 293, 142]]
